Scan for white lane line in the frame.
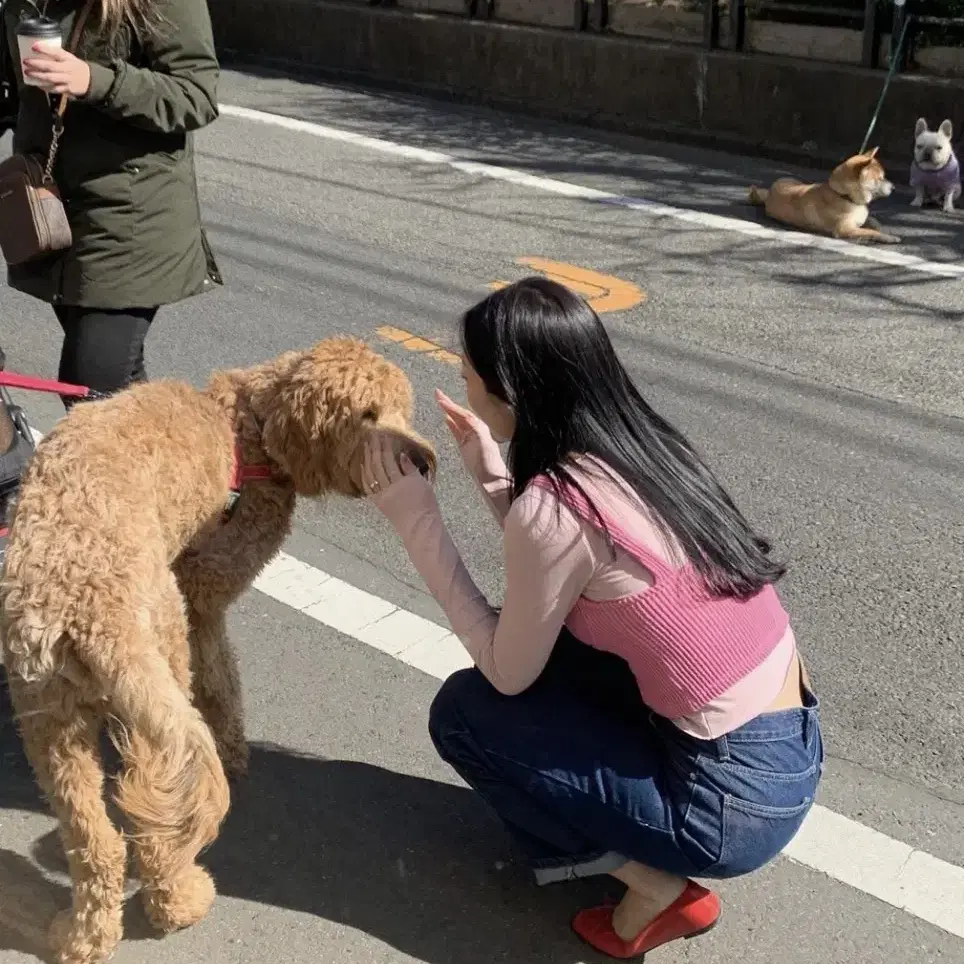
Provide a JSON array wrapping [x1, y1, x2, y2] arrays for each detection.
[[253, 552, 470, 675], [783, 806, 964, 938], [219, 103, 964, 280], [253, 549, 964, 940]]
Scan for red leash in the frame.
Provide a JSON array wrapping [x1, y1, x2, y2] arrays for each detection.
[[0, 370, 92, 542], [0, 371, 92, 398]]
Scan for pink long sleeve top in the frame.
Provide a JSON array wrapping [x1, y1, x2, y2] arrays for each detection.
[[375, 446, 796, 739]]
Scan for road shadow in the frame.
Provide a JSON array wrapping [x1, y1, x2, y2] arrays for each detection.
[[1, 667, 58, 961], [1, 669, 609, 964], [216, 61, 964, 262]]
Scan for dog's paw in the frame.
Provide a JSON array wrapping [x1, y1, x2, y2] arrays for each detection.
[[49, 908, 122, 964], [880, 232, 902, 244], [910, 195, 924, 207], [141, 865, 216, 933]]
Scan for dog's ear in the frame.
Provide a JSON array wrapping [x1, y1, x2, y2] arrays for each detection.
[[260, 395, 327, 497], [863, 146, 880, 160], [915, 117, 929, 138], [939, 119, 953, 140], [255, 350, 332, 496]]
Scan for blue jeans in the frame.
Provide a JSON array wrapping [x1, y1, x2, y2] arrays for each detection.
[[429, 631, 823, 883]]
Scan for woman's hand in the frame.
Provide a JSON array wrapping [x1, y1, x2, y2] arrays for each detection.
[[22, 46, 91, 97], [362, 431, 425, 501], [362, 431, 440, 538], [436, 389, 501, 480]]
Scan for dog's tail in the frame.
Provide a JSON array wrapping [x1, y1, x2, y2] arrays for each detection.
[[103, 650, 229, 871], [747, 186, 769, 206]]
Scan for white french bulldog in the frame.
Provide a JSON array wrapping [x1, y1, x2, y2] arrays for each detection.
[[910, 118, 961, 213]]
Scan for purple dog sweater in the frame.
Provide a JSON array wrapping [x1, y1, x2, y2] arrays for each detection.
[[910, 154, 961, 194]]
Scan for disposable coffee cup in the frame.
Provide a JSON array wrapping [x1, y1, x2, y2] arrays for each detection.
[[17, 16, 63, 89]]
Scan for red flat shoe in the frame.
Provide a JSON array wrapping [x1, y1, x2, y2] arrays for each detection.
[[571, 880, 720, 960]]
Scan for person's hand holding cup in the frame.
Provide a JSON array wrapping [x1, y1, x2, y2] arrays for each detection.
[[18, 16, 90, 96]]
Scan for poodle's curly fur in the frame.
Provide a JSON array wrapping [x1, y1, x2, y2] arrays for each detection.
[[0, 338, 435, 964]]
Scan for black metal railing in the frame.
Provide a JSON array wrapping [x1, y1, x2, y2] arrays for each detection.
[[724, 0, 964, 66], [448, 0, 964, 71], [904, 0, 964, 67], [369, 0, 964, 72]]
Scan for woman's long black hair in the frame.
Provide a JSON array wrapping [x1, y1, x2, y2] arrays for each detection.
[[460, 277, 786, 599]]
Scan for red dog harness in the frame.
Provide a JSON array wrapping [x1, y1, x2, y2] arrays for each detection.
[[224, 438, 275, 521]]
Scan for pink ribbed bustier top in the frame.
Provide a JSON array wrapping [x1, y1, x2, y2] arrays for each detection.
[[533, 477, 790, 720]]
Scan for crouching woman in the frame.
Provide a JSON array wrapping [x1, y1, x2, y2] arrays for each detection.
[[363, 277, 823, 960]]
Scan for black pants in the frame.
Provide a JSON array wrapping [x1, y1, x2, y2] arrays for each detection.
[[54, 306, 157, 409]]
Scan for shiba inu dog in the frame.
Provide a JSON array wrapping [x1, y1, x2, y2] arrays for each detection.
[[748, 149, 899, 244]]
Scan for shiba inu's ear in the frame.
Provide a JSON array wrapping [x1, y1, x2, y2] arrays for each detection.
[[915, 118, 929, 138], [939, 119, 953, 140], [848, 150, 878, 174]]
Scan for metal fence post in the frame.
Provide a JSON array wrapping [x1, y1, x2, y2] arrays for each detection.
[[587, 0, 609, 31], [729, 0, 746, 50], [704, 0, 721, 47], [890, 0, 908, 72], [468, 0, 495, 17], [861, 0, 880, 66]]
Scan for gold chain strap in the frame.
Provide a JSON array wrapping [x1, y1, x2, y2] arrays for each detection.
[[42, 116, 63, 183], [39, 0, 96, 185]]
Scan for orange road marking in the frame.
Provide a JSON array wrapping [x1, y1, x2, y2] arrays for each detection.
[[377, 260, 643, 366], [375, 326, 460, 366], [490, 258, 645, 314]]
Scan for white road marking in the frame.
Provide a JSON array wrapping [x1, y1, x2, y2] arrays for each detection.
[[253, 549, 964, 940], [219, 103, 964, 280], [254, 552, 470, 676]]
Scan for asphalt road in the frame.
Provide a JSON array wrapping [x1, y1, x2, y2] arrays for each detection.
[[1, 65, 962, 964]]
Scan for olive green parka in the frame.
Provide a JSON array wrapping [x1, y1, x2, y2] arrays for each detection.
[[0, 0, 222, 308]]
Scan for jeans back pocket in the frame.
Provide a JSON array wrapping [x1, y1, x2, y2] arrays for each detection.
[[677, 712, 823, 879], [706, 793, 816, 879]]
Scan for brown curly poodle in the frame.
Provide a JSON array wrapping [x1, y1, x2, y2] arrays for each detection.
[[0, 338, 435, 964]]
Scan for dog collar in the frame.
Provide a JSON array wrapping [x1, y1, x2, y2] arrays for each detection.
[[224, 438, 275, 521], [829, 183, 855, 202]]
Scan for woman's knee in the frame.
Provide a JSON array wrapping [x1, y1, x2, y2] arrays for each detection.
[[427, 667, 493, 760]]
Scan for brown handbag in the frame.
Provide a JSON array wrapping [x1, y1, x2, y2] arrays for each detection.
[[0, 0, 95, 267]]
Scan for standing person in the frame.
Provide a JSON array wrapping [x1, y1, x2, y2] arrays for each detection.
[[363, 278, 823, 960], [1, 0, 222, 407]]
